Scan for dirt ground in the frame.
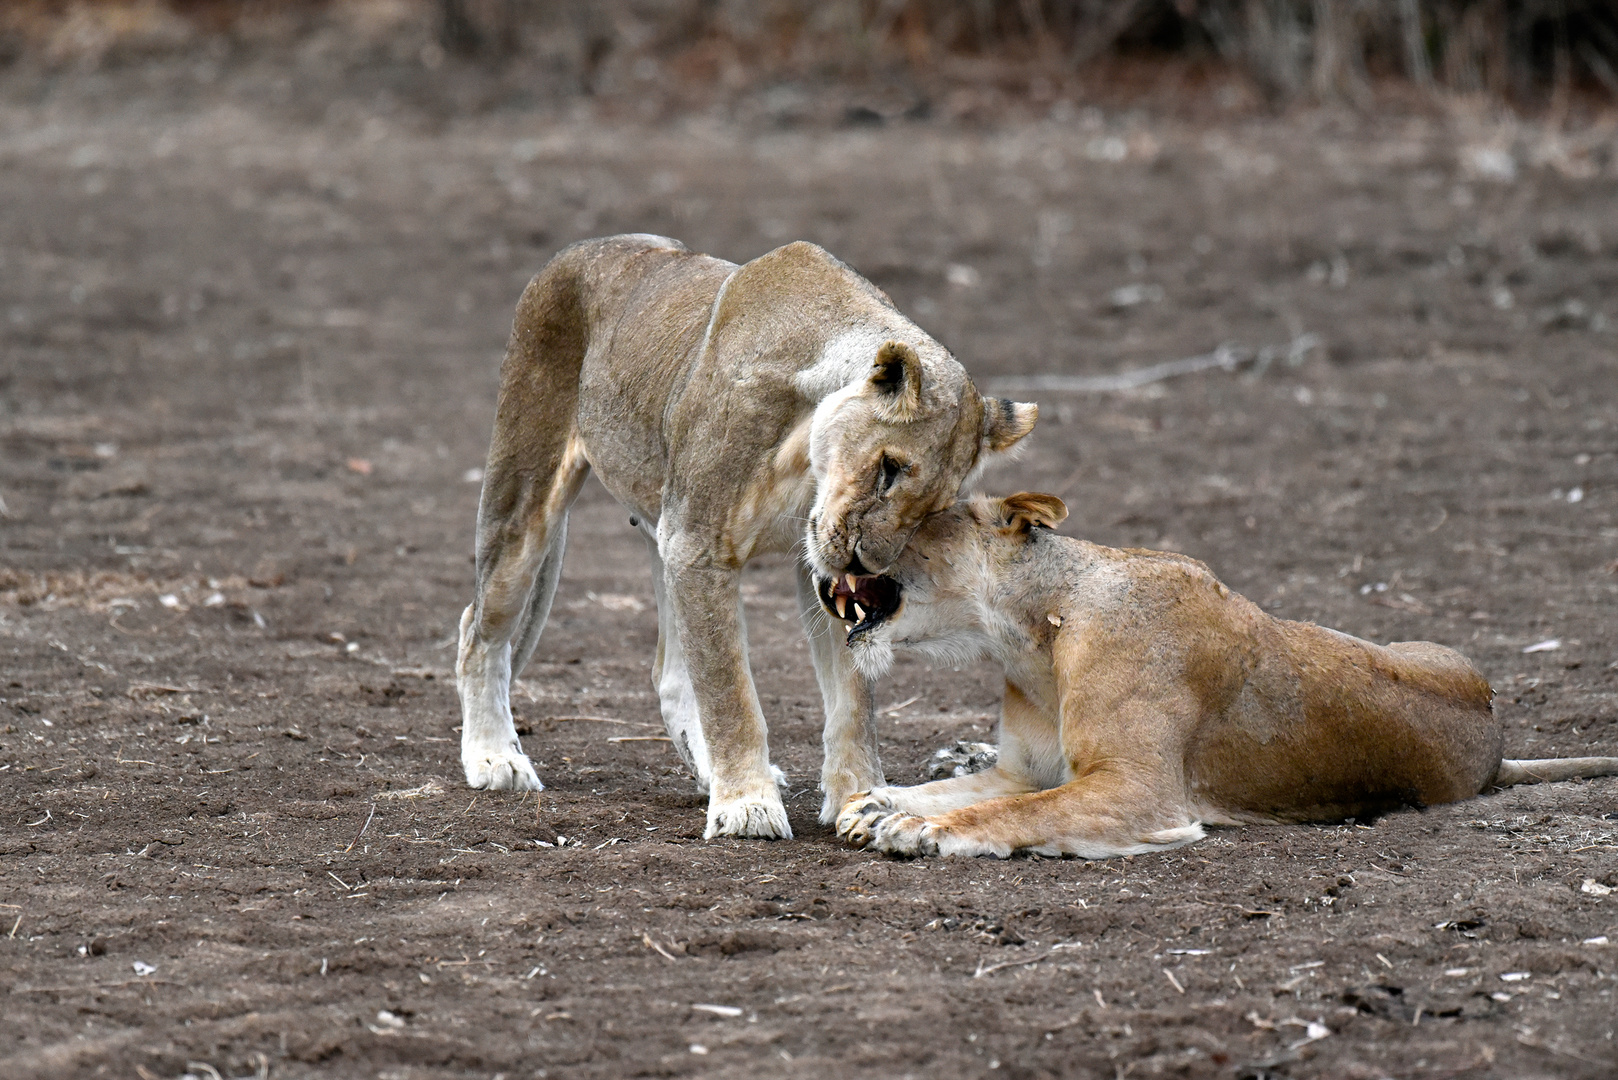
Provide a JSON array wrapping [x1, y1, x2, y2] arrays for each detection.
[[3, 59, 1618, 1080]]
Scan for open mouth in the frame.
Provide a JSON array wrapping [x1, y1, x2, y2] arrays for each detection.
[[817, 572, 902, 641]]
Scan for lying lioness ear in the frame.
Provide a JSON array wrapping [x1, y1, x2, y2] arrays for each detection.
[[870, 340, 923, 421], [982, 397, 1038, 453], [998, 491, 1068, 533]]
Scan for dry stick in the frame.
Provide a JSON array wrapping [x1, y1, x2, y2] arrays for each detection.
[[549, 715, 633, 725], [973, 947, 1064, 978], [641, 932, 680, 962], [346, 802, 377, 853], [987, 344, 1251, 394], [1164, 969, 1186, 994], [14, 979, 182, 993], [606, 736, 671, 743]]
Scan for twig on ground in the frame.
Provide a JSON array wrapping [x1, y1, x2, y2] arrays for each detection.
[[642, 931, 681, 962], [126, 682, 199, 698], [346, 802, 377, 852], [14, 978, 182, 993], [606, 735, 671, 743], [973, 947, 1063, 977], [987, 344, 1250, 394]]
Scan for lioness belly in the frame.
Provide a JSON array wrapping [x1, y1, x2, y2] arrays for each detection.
[[1186, 620, 1500, 823]]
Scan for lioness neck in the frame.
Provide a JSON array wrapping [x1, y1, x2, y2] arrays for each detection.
[[974, 530, 1086, 716]]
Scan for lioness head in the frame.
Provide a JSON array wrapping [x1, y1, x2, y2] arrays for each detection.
[[805, 339, 1037, 588], [814, 491, 1068, 678]]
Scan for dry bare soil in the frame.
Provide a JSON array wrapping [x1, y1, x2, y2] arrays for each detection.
[[3, 68, 1618, 1080]]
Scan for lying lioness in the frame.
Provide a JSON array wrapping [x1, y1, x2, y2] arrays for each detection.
[[817, 492, 1618, 858]]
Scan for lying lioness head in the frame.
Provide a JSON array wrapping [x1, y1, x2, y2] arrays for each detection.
[[816, 493, 1618, 858]]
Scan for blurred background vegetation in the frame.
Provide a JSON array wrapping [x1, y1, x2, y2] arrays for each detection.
[[3, 0, 1616, 119]]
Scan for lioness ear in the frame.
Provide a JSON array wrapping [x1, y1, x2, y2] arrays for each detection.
[[982, 397, 1038, 453], [870, 340, 923, 422], [998, 491, 1068, 533]]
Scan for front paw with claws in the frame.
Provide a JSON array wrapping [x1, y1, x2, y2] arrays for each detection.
[[836, 796, 940, 856]]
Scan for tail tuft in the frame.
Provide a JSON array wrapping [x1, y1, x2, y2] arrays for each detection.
[[1494, 757, 1618, 787]]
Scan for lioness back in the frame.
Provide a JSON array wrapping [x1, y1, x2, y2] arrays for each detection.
[[1181, 593, 1499, 823]]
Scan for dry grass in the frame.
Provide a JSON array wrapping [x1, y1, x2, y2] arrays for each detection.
[[0, 568, 259, 611], [2, 1, 1614, 109]]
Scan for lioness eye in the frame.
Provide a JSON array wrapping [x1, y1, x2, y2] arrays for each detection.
[[880, 455, 904, 492]]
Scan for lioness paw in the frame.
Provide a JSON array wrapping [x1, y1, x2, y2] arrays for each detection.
[[841, 807, 939, 857], [834, 792, 891, 838], [463, 747, 543, 792], [819, 767, 887, 826], [705, 791, 793, 840]]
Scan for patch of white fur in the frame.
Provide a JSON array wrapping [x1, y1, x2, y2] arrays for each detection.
[[1022, 822, 1206, 860], [862, 770, 1033, 817], [795, 327, 896, 401], [932, 831, 1011, 858], [656, 643, 712, 792], [894, 629, 991, 673], [847, 634, 896, 680]]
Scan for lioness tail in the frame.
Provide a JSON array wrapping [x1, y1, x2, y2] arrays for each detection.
[[1493, 757, 1618, 787]]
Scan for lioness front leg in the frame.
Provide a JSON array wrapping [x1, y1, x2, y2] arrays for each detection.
[[664, 540, 791, 839], [843, 772, 1204, 859], [795, 564, 884, 823], [836, 767, 1036, 851]]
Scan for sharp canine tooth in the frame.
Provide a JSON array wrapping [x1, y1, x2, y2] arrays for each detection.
[[853, 602, 866, 621], [835, 595, 847, 619], [845, 573, 857, 592]]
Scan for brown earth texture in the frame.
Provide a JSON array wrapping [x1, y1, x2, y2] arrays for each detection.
[[3, 62, 1618, 1080]]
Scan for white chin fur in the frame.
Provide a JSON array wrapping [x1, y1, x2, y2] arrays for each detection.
[[849, 637, 896, 679]]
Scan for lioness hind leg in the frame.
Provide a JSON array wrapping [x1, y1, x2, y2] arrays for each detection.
[[458, 443, 587, 791], [458, 416, 591, 795]]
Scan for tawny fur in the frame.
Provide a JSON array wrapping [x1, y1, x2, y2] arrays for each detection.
[[834, 493, 1618, 858], [454, 234, 1037, 839]]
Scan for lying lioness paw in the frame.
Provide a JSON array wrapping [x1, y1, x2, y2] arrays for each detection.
[[817, 492, 1618, 859]]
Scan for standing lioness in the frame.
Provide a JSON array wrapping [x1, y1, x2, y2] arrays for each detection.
[[819, 492, 1618, 857], [457, 235, 1036, 839]]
